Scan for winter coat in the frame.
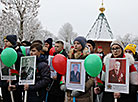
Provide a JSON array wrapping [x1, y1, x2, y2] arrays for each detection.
[[47, 49, 67, 101], [27, 55, 50, 102], [0, 45, 24, 102], [100, 53, 138, 102], [67, 48, 94, 102]]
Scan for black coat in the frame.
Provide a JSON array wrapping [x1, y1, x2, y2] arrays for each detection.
[[70, 71, 80, 82], [48, 49, 67, 98], [0, 45, 24, 102], [27, 55, 50, 102]]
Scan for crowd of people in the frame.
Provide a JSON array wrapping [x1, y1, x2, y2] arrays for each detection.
[[0, 34, 138, 102]]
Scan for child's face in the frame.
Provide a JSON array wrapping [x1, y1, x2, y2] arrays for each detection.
[[30, 48, 40, 56]]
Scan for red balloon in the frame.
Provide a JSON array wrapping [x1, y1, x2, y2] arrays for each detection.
[[49, 47, 55, 56], [52, 54, 67, 75]]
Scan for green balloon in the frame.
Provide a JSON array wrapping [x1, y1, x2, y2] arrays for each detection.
[[84, 54, 103, 77], [20, 46, 26, 56], [1, 48, 17, 67]]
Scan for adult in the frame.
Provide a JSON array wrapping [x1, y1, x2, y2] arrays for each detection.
[[47, 40, 67, 102], [3, 35, 23, 102], [70, 64, 80, 83], [86, 40, 96, 53], [94, 40, 138, 102], [21, 58, 34, 80], [43, 38, 53, 59], [64, 36, 94, 102], [124, 44, 138, 61], [109, 61, 125, 84], [23, 43, 50, 102], [124, 44, 138, 101]]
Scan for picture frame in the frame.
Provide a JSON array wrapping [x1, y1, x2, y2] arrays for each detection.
[[19, 56, 36, 85], [48, 55, 57, 78], [105, 58, 129, 94], [0, 58, 16, 80], [0, 62, 16, 81], [134, 61, 138, 72], [66, 59, 85, 92]]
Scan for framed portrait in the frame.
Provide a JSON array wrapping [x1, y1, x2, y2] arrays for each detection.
[[19, 56, 36, 85], [48, 55, 54, 70], [134, 61, 138, 72], [66, 59, 85, 92], [48, 55, 57, 78], [105, 58, 129, 94], [0, 58, 16, 80]]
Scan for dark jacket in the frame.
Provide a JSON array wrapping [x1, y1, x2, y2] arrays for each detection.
[[53, 49, 68, 58], [48, 49, 67, 97], [27, 55, 50, 102], [70, 71, 80, 82], [0, 45, 24, 102]]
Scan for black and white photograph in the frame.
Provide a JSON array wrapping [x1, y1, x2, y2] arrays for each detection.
[[0, 59, 16, 80], [66, 59, 85, 92], [19, 56, 36, 85]]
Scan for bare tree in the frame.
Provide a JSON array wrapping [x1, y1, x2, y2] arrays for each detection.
[[116, 33, 133, 47], [0, 0, 42, 42], [58, 23, 77, 51], [34, 29, 57, 43]]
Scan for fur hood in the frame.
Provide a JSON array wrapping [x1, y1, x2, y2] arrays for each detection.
[[68, 47, 89, 59], [103, 53, 135, 66]]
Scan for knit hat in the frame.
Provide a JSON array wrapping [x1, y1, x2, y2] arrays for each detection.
[[110, 40, 124, 49], [74, 36, 86, 50], [21, 41, 31, 46], [44, 38, 53, 49], [87, 40, 96, 49], [5, 35, 17, 46], [124, 44, 136, 54]]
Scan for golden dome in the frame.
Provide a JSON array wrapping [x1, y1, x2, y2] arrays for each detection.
[[99, 7, 105, 13]]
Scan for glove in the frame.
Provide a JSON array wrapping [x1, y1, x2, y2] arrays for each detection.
[[60, 84, 67, 92], [71, 90, 81, 97]]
